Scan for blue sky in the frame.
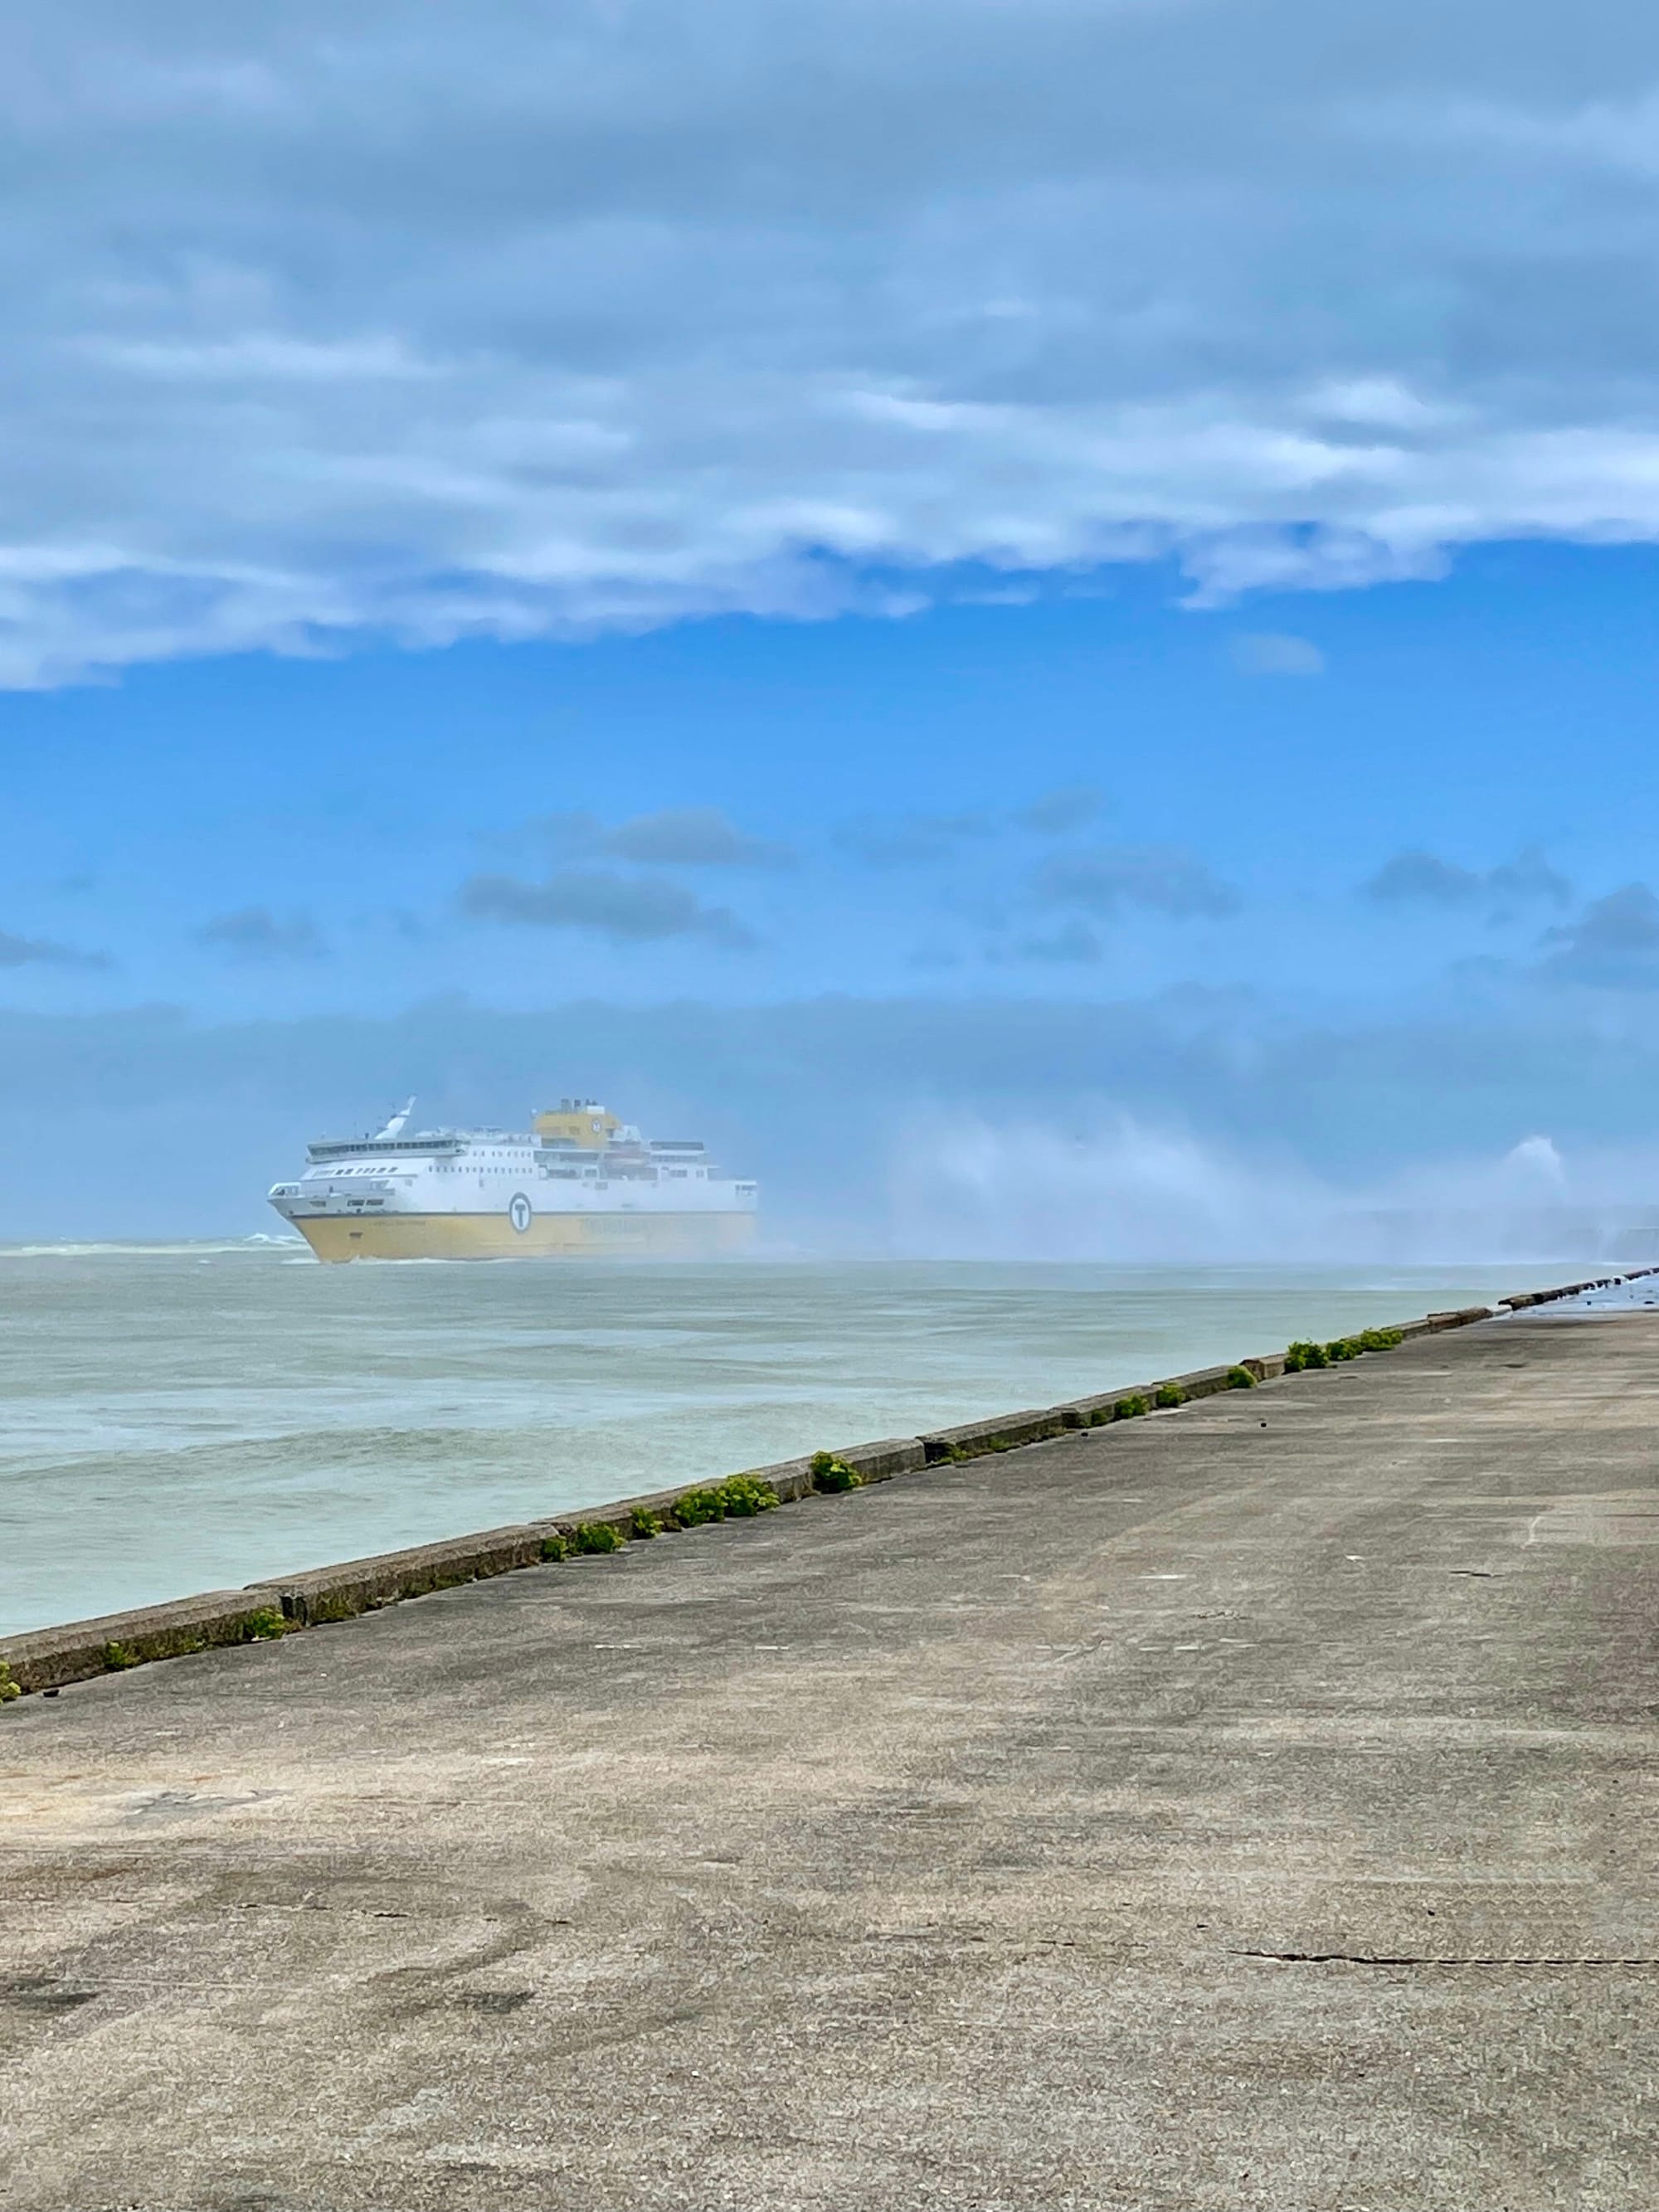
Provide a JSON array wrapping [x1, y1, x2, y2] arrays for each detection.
[[5, 2, 1659, 1244], [4, 540, 1654, 1014]]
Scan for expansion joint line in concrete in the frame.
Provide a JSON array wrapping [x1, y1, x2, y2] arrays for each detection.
[[1234, 1950, 1659, 1968]]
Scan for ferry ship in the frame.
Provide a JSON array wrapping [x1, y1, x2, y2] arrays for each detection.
[[269, 1099, 757, 1261]]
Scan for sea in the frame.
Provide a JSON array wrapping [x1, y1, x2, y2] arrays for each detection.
[[0, 1244, 1589, 1637]]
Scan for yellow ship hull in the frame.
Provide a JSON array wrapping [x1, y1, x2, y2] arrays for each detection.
[[293, 1210, 757, 1262]]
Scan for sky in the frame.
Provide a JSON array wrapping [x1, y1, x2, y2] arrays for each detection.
[[5, 0, 1659, 1248]]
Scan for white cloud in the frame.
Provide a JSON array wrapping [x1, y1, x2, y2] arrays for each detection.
[[7, 2, 1659, 680]]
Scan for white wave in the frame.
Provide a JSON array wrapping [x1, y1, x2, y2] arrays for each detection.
[[888, 1114, 1659, 1264], [0, 1237, 304, 1258]]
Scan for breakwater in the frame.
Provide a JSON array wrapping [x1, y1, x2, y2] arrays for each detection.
[[9, 1283, 1659, 2209], [0, 1253, 1575, 1638], [1, 1268, 1646, 1702]]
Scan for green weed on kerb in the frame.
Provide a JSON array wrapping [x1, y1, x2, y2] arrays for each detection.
[[0, 1661, 19, 1704], [810, 1451, 864, 1492], [573, 1522, 625, 1555], [1225, 1366, 1257, 1390], [718, 1475, 780, 1516], [1287, 1326, 1404, 1372], [1284, 1339, 1326, 1372]]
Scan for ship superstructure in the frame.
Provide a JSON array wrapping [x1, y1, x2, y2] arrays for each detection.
[[269, 1099, 757, 1261]]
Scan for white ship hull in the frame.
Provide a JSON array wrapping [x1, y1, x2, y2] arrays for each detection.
[[269, 1097, 758, 1263]]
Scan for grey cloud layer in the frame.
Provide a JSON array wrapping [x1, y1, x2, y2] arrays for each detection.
[[1539, 883, 1659, 985], [193, 907, 325, 960], [837, 789, 1106, 868], [0, 926, 106, 969], [1034, 844, 1240, 921], [974, 835, 1238, 967], [1014, 786, 1107, 836], [460, 868, 754, 948], [836, 811, 999, 868], [542, 808, 791, 868], [1356, 850, 1659, 987], [10, 2, 1659, 679], [1365, 846, 1574, 916]]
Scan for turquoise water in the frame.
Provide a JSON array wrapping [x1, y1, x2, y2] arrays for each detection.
[[0, 1247, 1562, 1636]]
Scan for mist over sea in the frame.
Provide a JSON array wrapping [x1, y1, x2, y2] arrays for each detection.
[[0, 1243, 1590, 1638]]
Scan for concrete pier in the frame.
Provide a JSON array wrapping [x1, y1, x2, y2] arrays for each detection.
[[3, 1308, 1658, 2210]]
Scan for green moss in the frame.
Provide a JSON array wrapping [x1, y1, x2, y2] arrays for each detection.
[[102, 1641, 139, 1670], [573, 1522, 625, 1554], [1225, 1365, 1257, 1390], [1154, 1383, 1185, 1408], [631, 1509, 663, 1539], [0, 1661, 20, 1704], [672, 1485, 727, 1525], [810, 1451, 864, 1492], [717, 1474, 780, 1516]]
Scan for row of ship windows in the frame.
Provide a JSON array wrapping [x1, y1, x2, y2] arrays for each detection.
[[320, 1150, 709, 1170], [315, 1174, 710, 1184], [312, 1164, 720, 1185], [315, 1174, 711, 1187]]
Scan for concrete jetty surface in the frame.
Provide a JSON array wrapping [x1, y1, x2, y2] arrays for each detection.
[[4, 1309, 1658, 2210]]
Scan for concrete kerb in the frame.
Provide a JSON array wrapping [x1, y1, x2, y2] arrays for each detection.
[[3, 1271, 1652, 1701], [0, 1435, 933, 1694], [251, 1523, 551, 1629], [1066, 1354, 1274, 1424], [0, 1589, 293, 1696], [920, 1406, 1073, 1461]]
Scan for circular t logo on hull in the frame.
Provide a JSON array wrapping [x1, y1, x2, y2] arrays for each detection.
[[508, 1194, 533, 1235]]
